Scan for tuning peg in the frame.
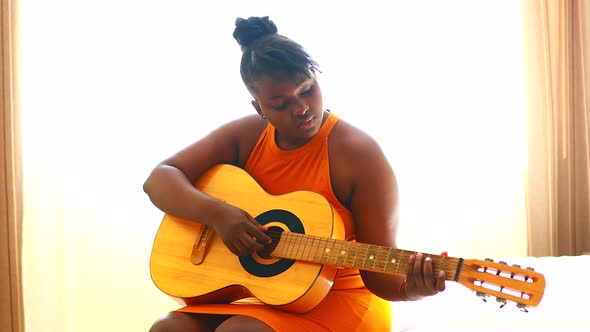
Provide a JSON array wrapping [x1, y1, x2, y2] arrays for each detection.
[[511, 264, 521, 278], [476, 291, 488, 302], [517, 303, 529, 313], [522, 266, 535, 282], [496, 297, 507, 308]]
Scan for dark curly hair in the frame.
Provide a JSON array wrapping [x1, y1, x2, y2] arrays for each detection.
[[232, 16, 320, 92]]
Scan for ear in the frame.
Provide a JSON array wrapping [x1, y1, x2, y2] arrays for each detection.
[[251, 100, 264, 117]]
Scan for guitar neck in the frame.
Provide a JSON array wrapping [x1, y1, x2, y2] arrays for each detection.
[[271, 232, 462, 281]]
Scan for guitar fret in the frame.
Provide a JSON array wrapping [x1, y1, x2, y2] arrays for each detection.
[[296, 234, 305, 260], [354, 243, 363, 268], [344, 241, 354, 267], [370, 245, 378, 270], [334, 241, 342, 265], [314, 237, 323, 262], [360, 243, 369, 268], [295, 233, 305, 260], [381, 246, 390, 271], [332, 240, 340, 265], [349, 242, 358, 267], [338, 241, 350, 266], [283, 233, 292, 259], [396, 249, 406, 273], [318, 237, 327, 263], [385, 247, 394, 272], [307, 237, 315, 259], [287, 233, 295, 259], [303, 235, 312, 260], [292, 233, 301, 259], [315, 237, 322, 262], [375, 246, 384, 270], [328, 239, 337, 264], [366, 244, 375, 269], [323, 239, 331, 264]]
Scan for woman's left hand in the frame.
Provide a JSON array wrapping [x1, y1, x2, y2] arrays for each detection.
[[401, 252, 446, 300]]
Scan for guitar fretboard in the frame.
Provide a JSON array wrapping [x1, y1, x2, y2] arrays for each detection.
[[272, 232, 462, 280]]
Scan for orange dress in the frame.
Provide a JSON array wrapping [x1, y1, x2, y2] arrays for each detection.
[[176, 112, 392, 331]]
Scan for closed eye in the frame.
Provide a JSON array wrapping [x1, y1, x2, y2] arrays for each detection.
[[273, 102, 288, 111], [301, 84, 314, 96]]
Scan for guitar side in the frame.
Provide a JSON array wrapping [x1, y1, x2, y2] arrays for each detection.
[[150, 164, 344, 313]]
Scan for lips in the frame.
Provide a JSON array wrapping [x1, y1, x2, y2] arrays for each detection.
[[298, 116, 315, 129]]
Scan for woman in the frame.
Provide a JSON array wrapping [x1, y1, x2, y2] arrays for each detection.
[[144, 16, 446, 332]]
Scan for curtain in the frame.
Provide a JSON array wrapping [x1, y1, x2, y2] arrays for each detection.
[[522, 0, 590, 256], [19, 1, 528, 331], [0, 0, 24, 331]]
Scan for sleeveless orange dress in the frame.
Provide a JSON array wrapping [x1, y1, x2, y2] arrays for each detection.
[[176, 112, 392, 331]]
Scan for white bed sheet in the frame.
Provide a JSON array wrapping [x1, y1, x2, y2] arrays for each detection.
[[390, 255, 590, 332]]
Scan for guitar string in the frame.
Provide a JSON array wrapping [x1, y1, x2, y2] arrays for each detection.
[[261, 229, 462, 276], [259, 230, 538, 300], [264, 230, 536, 280]]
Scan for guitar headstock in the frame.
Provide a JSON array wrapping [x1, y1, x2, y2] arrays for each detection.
[[455, 258, 546, 311]]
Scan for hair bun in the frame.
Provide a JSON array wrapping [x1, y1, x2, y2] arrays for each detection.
[[233, 16, 278, 49]]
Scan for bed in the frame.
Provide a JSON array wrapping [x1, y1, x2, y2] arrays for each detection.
[[390, 255, 590, 332]]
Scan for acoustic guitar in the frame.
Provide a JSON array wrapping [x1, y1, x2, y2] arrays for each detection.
[[150, 164, 545, 314]]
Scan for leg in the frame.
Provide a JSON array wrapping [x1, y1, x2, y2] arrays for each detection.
[[149, 312, 229, 332], [215, 315, 275, 332]]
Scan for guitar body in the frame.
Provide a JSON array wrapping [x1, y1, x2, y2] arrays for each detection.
[[150, 164, 345, 313]]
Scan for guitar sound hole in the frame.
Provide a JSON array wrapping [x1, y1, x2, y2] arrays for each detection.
[[257, 226, 283, 259]]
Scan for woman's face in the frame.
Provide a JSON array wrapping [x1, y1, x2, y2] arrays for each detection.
[[251, 73, 324, 150]]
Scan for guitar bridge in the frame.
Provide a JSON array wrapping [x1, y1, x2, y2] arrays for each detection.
[[191, 224, 212, 265]]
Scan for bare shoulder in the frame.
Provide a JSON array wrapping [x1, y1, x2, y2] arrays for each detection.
[[198, 113, 268, 167], [328, 116, 395, 208], [161, 114, 267, 183], [226, 114, 268, 166], [217, 114, 267, 143], [329, 117, 387, 170]]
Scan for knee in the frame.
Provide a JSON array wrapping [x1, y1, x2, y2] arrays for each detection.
[[216, 315, 274, 332], [149, 312, 198, 332]]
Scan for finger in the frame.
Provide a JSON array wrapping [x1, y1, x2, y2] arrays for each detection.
[[227, 242, 242, 256], [247, 227, 272, 245], [423, 256, 436, 292], [247, 217, 272, 243], [255, 229, 272, 244], [406, 254, 416, 285], [413, 253, 424, 283], [221, 237, 241, 256], [436, 271, 447, 292], [240, 235, 261, 253], [234, 240, 252, 256]]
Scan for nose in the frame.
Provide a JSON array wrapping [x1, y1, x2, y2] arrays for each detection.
[[292, 98, 309, 116]]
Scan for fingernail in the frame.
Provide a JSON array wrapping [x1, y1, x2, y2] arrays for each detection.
[[425, 256, 432, 262]]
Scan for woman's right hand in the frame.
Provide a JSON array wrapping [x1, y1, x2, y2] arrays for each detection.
[[212, 205, 273, 256]]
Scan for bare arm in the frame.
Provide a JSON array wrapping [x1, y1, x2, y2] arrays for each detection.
[[332, 123, 445, 301], [143, 115, 271, 255]]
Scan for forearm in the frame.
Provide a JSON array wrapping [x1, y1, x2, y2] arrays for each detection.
[[143, 165, 228, 225], [361, 271, 422, 302]]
